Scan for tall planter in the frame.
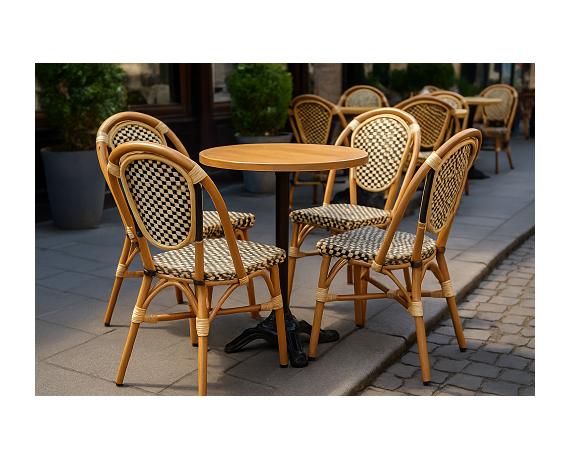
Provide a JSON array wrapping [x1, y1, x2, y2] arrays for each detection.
[[237, 133, 293, 193], [41, 148, 105, 229]]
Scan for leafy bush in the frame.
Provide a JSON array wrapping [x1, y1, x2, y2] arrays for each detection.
[[391, 63, 456, 96], [36, 63, 126, 151], [227, 63, 293, 137]]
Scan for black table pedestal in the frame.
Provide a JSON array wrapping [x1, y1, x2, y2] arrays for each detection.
[[224, 171, 339, 368]]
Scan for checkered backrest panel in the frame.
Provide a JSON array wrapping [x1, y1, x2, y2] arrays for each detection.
[[352, 116, 410, 192], [426, 143, 472, 234], [483, 88, 513, 122], [124, 159, 194, 247], [295, 102, 333, 144], [404, 103, 448, 149], [110, 123, 165, 148], [437, 96, 459, 109], [346, 90, 381, 107]]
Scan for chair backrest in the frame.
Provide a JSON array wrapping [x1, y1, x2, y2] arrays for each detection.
[[288, 94, 348, 145], [374, 129, 482, 267], [394, 95, 455, 151], [419, 85, 440, 94], [106, 141, 248, 277], [325, 108, 421, 210], [430, 90, 470, 131], [480, 84, 518, 127], [338, 85, 389, 108]]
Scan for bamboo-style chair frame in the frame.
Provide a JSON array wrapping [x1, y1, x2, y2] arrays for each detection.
[[394, 95, 455, 166], [338, 85, 390, 108], [287, 108, 421, 303], [104, 141, 288, 395], [287, 94, 349, 208], [96, 112, 258, 327], [430, 90, 470, 132], [475, 84, 518, 173], [308, 129, 482, 385]]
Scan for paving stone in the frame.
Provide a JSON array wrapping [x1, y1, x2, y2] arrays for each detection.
[[462, 362, 501, 378], [522, 387, 535, 396], [527, 338, 535, 349], [497, 323, 522, 334], [433, 358, 470, 373], [509, 306, 534, 317], [483, 342, 514, 354], [508, 271, 533, 280], [463, 329, 492, 341], [528, 319, 535, 327], [481, 381, 520, 396], [400, 352, 421, 367], [370, 373, 403, 391], [467, 294, 491, 303], [362, 388, 407, 396], [446, 373, 483, 391], [426, 333, 452, 345], [477, 303, 508, 313], [486, 275, 508, 282], [477, 312, 503, 321], [458, 309, 478, 319], [489, 296, 521, 306], [479, 281, 500, 290], [434, 326, 456, 337], [409, 341, 439, 354], [386, 363, 417, 379], [472, 289, 497, 297], [463, 339, 485, 350], [469, 350, 499, 365], [398, 378, 438, 396], [500, 369, 534, 385], [464, 318, 494, 330], [499, 335, 530, 346], [499, 287, 524, 298], [506, 278, 529, 287], [458, 301, 480, 311], [521, 299, 535, 308], [429, 369, 449, 384], [437, 385, 477, 396], [497, 354, 530, 370], [521, 327, 535, 337], [432, 345, 473, 360], [529, 362, 535, 372], [502, 315, 526, 325], [512, 347, 535, 359]]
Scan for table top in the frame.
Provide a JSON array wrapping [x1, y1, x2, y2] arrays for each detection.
[[339, 106, 380, 115], [453, 108, 469, 117], [464, 97, 503, 106], [200, 143, 369, 172]]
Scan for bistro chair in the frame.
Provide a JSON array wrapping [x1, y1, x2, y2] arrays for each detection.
[[337, 85, 390, 108], [418, 85, 440, 95], [308, 128, 482, 385], [288, 94, 349, 208], [105, 141, 288, 395], [395, 95, 455, 166], [430, 90, 470, 132], [473, 84, 518, 173], [96, 112, 258, 327], [288, 108, 421, 303]]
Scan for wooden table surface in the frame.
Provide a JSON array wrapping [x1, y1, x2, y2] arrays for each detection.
[[200, 143, 369, 172], [338, 106, 381, 115], [464, 97, 503, 106]]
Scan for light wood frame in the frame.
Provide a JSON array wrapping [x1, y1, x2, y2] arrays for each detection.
[[96, 112, 257, 327], [287, 94, 349, 208], [287, 108, 421, 303], [338, 85, 390, 108], [308, 129, 482, 385], [105, 141, 288, 395]]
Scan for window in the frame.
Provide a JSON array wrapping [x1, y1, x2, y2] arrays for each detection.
[[212, 64, 232, 103], [121, 63, 180, 105]]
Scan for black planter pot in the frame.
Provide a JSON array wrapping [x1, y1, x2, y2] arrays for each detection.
[[236, 132, 293, 193], [40, 148, 105, 229]]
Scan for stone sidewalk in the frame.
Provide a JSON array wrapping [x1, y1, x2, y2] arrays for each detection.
[[35, 131, 535, 396], [360, 235, 535, 396]]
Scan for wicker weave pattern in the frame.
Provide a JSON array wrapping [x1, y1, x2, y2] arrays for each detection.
[[405, 103, 448, 148], [483, 88, 513, 122], [153, 238, 286, 281], [203, 211, 255, 239], [346, 90, 381, 107], [124, 159, 194, 247], [316, 226, 436, 266], [289, 203, 391, 231], [352, 117, 409, 191], [110, 122, 165, 148], [426, 144, 471, 233], [296, 102, 332, 144], [438, 96, 459, 109]]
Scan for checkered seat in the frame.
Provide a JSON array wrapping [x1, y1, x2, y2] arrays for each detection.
[[96, 112, 258, 327], [104, 141, 289, 395], [307, 129, 482, 388], [287, 108, 421, 303]]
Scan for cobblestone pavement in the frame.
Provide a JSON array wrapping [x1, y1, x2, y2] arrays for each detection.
[[359, 235, 535, 396]]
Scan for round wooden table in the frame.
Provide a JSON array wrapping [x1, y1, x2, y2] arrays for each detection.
[[339, 106, 381, 115], [464, 96, 503, 106], [200, 143, 369, 367]]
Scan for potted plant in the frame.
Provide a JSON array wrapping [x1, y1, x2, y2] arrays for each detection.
[[227, 63, 293, 193], [36, 63, 126, 229]]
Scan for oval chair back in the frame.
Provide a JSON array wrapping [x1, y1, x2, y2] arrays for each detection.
[[338, 85, 389, 108]]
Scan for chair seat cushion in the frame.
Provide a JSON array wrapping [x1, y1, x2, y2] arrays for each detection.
[[153, 238, 285, 282], [316, 226, 436, 266], [203, 211, 255, 239], [289, 203, 391, 231], [473, 123, 509, 138]]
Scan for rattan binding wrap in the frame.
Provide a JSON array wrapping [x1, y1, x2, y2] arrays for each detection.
[[131, 305, 158, 324], [260, 294, 283, 311], [196, 318, 210, 337], [315, 287, 338, 303], [408, 301, 423, 317]]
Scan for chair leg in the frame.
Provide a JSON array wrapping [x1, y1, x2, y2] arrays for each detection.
[[270, 265, 288, 367], [309, 255, 332, 360], [346, 265, 354, 284], [189, 317, 198, 347], [104, 235, 131, 326], [495, 137, 501, 174], [287, 223, 301, 305], [238, 228, 259, 319], [196, 283, 209, 396], [505, 143, 514, 170], [175, 287, 184, 304], [289, 172, 300, 209], [437, 254, 467, 351], [414, 316, 431, 385], [116, 275, 153, 386], [312, 184, 318, 204], [353, 265, 366, 327]]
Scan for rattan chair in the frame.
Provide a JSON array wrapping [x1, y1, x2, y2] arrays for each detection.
[[104, 141, 288, 395], [96, 112, 257, 327], [473, 84, 518, 173], [418, 85, 440, 94], [288, 94, 348, 208], [430, 90, 470, 132], [288, 108, 421, 302], [308, 128, 482, 385], [338, 85, 389, 108], [395, 95, 455, 166]]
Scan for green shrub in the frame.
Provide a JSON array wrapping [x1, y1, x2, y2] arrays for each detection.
[[36, 63, 127, 151], [227, 63, 293, 137], [391, 63, 456, 96]]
